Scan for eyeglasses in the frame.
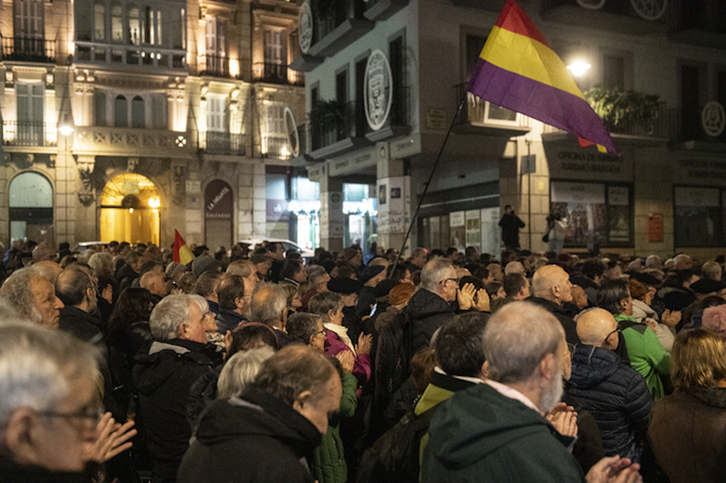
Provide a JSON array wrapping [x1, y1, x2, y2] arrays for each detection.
[[315, 328, 328, 337], [38, 404, 104, 424], [441, 278, 460, 285], [606, 328, 622, 340]]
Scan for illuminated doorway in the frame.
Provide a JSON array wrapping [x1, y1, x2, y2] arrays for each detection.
[[100, 173, 160, 244]]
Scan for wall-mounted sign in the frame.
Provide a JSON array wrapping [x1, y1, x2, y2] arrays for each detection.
[[364, 49, 393, 131], [648, 213, 664, 243], [426, 108, 447, 130], [548, 149, 631, 181], [298, 2, 313, 54], [284, 107, 300, 157], [702, 101, 725, 138], [204, 180, 233, 219]]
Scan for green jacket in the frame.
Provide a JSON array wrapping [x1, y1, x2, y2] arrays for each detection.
[[615, 314, 670, 400], [312, 372, 358, 483], [422, 383, 585, 482]]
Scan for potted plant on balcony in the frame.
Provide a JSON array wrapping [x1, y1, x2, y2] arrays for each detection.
[[309, 99, 345, 149], [585, 85, 661, 136]]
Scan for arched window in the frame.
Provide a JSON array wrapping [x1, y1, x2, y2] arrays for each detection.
[[132, 96, 145, 128], [94, 0, 105, 40], [114, 95, 127, 127], [9, 172, 54, 245], [111, 1, 123, 42], [94, 91, 106, 126], [128, 4, 140, 45]]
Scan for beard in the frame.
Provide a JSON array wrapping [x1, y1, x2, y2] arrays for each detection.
[[539, 374, 563, 414]]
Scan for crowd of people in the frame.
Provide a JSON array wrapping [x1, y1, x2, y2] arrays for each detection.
[[1, 237, 726, 483]]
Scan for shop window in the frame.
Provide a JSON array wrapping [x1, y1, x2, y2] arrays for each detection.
[[9, 172, 53, 245], [550, 181, 633, 249], [674, 186, 724, 248]]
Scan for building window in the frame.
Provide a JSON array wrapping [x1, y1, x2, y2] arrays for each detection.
[[94, 0, 105, 40], [602, 54, 625, 90], [207, 94, 226, 132], [16, 82, 44, 144], [173, 8, 185, 49], [128, 4, 140, 45], [264, 28, 285, 78], [132, 96, 145, 128], [263, 102, 288, 158], [680, 64, 703, 141], [111, 2, 123, 42], [94, 91, 106, 126], [14, 0, 44, 39], [9, 172, 54, 246], [674, 186, 725, 247], [151, 93, 166, 129], [205, 16, 226, 73], [114, 95, 128, 127]]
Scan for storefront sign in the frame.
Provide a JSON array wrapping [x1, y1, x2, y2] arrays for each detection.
[[426, 108, 447, 130], [377, 177, 410, 234], [364, 50, 392, 131], [548, 150, 631, 181], [677, 159, 726, 184], [204, 180, 233, 219], [648, 213, 664, 243]]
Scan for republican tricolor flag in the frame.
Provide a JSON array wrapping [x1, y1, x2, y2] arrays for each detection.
[[467, 0, 618, 154], [173, 230, 195, 265]]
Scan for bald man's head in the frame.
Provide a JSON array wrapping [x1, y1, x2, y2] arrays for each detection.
[[532, 265, 572, 305], [576, 308, 618, 349], [31, 260, 63, 284], [141, 271, 170, 298]]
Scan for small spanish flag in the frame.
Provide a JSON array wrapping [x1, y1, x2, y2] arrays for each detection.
[[173, 230, 195, 265]]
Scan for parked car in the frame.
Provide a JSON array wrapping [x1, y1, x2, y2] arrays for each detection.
[[239, 238, 314, 260], [72, 241, 109, 255]]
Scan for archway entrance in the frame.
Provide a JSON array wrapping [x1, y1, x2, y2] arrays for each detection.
[[9, 172, 54, 244], [100, 173, 160, 244]]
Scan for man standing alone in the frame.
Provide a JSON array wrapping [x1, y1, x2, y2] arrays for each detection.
[[499, 205, 525, 251]]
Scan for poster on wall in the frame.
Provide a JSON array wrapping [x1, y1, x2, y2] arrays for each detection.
[[480, 207, 501, 256], [449, 211, 466, 250], [607, 186, 630, 243], [674, 186, 722, 247], [465, 210, 481, 247], [551, 181, 606, 248]]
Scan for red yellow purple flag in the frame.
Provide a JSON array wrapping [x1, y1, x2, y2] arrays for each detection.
[[173, 230, 195, 265], [467, 0, 618, 154]]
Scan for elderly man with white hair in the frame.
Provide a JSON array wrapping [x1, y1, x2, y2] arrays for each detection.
[[0, 266, 64, 328], [407, 257, 458, 352], [132, 294, 223, 482]]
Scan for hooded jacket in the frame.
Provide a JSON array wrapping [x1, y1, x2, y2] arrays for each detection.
[[421, 383, 585, 482], [649, 388, 726, 483], [178, 391, 322, 483], [566, 345, 652, 462], [132, 339, 222, 482], [406, 289, 454, 353]]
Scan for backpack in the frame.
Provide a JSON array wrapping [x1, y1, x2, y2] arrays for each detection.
[[356, 406, 438, 483]]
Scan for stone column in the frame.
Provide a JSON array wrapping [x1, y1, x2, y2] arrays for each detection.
[[319, 171, 344, 253], [376, 157, 410, 255]]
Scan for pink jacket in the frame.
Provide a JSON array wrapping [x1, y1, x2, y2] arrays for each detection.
[[324, 330, 371, 384]]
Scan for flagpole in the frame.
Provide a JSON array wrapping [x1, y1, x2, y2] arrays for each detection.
[[390, 97, 465, 278]]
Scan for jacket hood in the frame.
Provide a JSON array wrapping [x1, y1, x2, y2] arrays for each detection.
[[427, 383, 551, 469], [133, 339, 215, 395], [194, 390, 321, 458], [405, 289, 453, 321], [568, 345, 621, 389]]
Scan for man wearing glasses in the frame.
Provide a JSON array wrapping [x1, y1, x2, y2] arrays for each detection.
[[408, 257, 459, 352]]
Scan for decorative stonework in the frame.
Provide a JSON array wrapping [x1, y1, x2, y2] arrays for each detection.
[[172, 164, 186, 205], [76, 155, 96, 207]]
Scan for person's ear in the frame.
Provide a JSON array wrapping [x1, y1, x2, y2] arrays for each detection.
[[292, 390, 313, 412], [480, 361, 489, 380], [328, 309, 335, 320], [540, 353, 557, 382], [234, 297, 244, 310], [620, 298, 629, 311], [4, 408, 41, 464]]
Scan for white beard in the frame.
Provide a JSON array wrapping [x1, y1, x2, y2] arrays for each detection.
[[539, 374, 563, 414]]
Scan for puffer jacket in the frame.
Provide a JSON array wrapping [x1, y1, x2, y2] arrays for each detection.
[[311, 372, 358, 483], [566, 344, 652, 462], [406, 289, 454, 353]]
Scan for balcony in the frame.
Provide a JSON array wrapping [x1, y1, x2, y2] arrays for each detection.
[[288, 28, 324, 73], [2, 121, 57, 147], [263, 136, 292, 159], [253, 62, 304, 86], [669, 106, 726, 151], [200, 131, 245, 155], [74, 42, 186, 71], [199, 54, 235, 78], [452, 84, 531, 138], [1, 36, 55, 63], [308, 100, 370, 160], [307, 0, 374, 58], [668, 0, 726, 49], [73, 126, 193, 157], [541, 0, 667, 35], [364, 0, 408, 21]]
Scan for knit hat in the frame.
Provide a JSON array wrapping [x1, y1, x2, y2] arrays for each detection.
[[360, 265, 385, 283], [192, 255, 221, 278], [327, 277, 363, 295], [389, 282, 416, 306]]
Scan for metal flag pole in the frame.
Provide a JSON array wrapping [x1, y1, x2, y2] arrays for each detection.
[[389, 97, 465, 278]]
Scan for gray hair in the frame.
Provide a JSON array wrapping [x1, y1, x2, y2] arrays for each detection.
[[88, 252, 114, 277], [306, 265, 328, 287], [217, 346, 275, 399], [420, 257, 454, 292], [702, 261, 723, 281], [645, 255, 662, 270], [226, 260, 255, 278], [0, 268, 45, 324], [189, 294, 209, 315], [0, 322, 100, 427], [482, 302, 563, 384], [249, 283, 287, 327], [149, 294, 193, 341], [308, 292, 343, 323]]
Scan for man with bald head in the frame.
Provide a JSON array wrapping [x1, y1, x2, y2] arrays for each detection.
[[528, 264, 580, 344], [567, 308, 651, 463], [140, 270, 171, 303]]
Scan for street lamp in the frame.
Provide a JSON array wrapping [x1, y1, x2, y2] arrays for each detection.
[[58, 113, 74, 136], [566, 60, 591, 77]]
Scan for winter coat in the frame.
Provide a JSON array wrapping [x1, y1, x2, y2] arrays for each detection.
[[566, 344, 652, 462], [406, 289, 455, 353], [527, 297, 581, 345], [215, 308, 248, 334], [422, 383, 585, 482], [615, 314, 671, 400], [499, 212, 525, 247], [324, 327, 371, 385], [649, 388, 726, 483], [0, 453, 93, 483], [311, 372, 358, 483], [58, 306, 105, 346], [132, 339, 222, 482], [178, 391, 321, 483]]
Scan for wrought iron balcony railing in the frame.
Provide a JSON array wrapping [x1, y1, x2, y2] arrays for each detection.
[[200, 131, 245, 155], [198, 54, 234, 78], [253, 62, 304, 86], [2, 121, 57, 147], [1, 36, 55, 63]]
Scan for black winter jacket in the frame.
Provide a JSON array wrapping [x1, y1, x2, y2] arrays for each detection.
[[215, 308, 248, 334], [406, 289, 455, 353], [526, 297, 581, 345], [178, 391, 321, 483], [566, 345, 652, 462], [132, 339, 223, 482]]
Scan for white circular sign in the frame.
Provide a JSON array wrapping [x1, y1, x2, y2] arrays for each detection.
[[364, 49, 393, 131], [298, 2, 313, 54], [576, 0, 606, 9], [630, 0, 667, 20], [702, 101, 726, 138], [284, 107, 300, 158]]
